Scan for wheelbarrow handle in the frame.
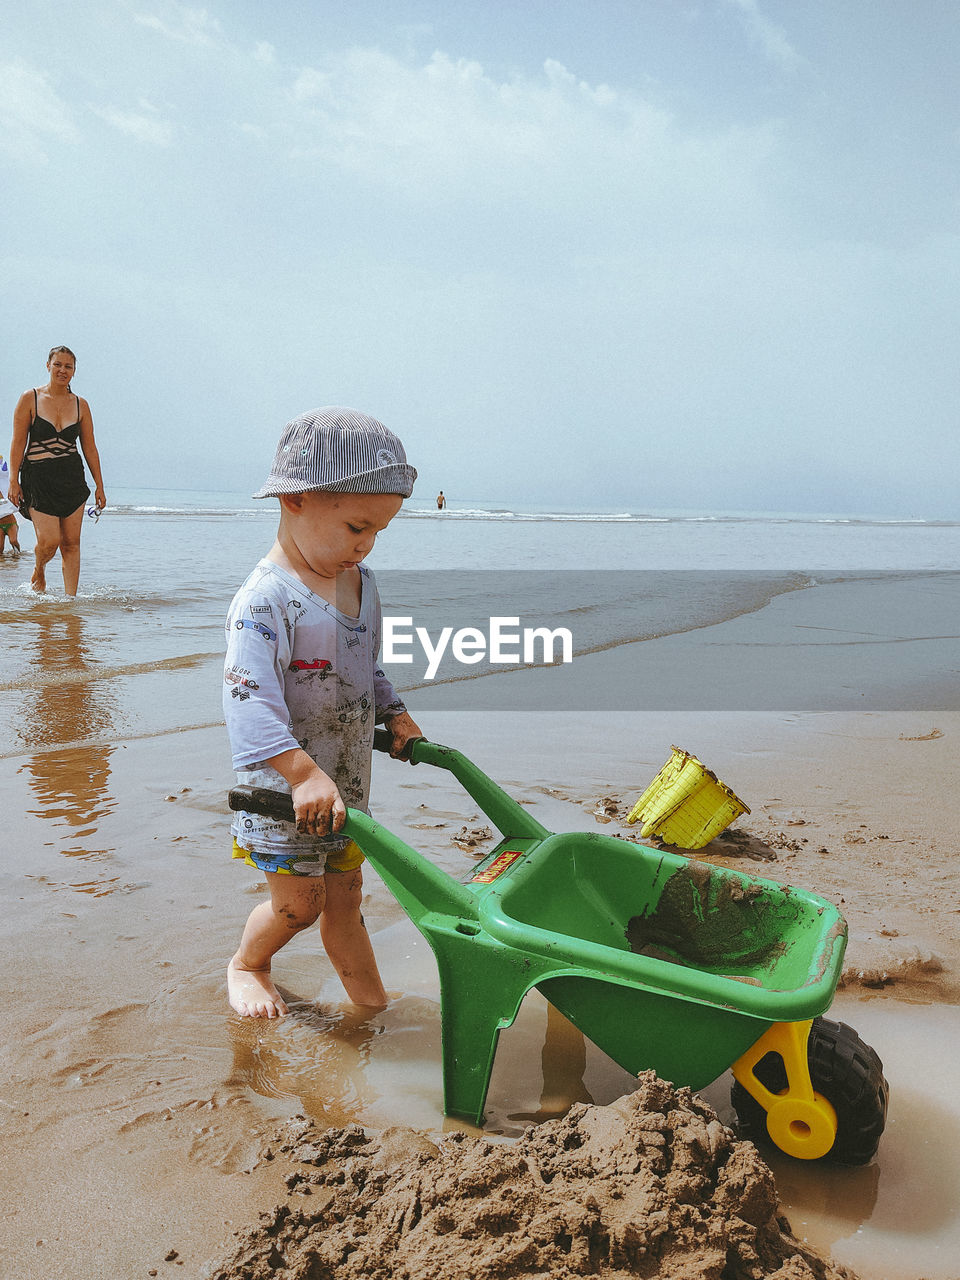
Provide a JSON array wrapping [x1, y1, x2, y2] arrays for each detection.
[[226, 733, 420, 822], [228, 730, 423, 824], [227, 737, 427, 824], [230, 734, 548, 841], [373, 726, 424, 761]]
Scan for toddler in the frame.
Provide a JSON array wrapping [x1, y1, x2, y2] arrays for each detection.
[[224, 407, 421, 1018]]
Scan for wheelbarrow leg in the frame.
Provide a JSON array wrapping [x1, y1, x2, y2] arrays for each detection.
[[344, 814, 552, 1123], [430, 937, 542, 1125]]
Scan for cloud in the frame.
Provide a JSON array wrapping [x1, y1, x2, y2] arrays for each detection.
[[92, 100, 174, 146], [236, 121, 267, 141], [284, 48, 777, 229], [725, 0, 806, 73], [134, 2, 222, 47], [0, 61, 81, 162]]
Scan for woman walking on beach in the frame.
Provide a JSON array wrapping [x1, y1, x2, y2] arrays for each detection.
[[7, 346, 106, 597]]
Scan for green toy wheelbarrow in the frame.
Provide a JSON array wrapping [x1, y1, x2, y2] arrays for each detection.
[[229, 733, 888, 1164]]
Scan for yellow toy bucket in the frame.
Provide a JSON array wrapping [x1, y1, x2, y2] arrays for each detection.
[[626, 746, 750, 850]]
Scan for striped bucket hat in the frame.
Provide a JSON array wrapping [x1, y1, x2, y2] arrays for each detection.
[[253, 407, 417, 499]]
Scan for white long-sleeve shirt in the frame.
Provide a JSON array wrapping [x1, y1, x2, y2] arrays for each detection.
[[223, 558, 405, 859]]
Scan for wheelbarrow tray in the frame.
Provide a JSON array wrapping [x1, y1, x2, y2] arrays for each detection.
[[474, 828, 847, 1091]]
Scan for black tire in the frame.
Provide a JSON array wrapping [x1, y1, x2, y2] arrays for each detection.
[[731, 1016, 888, 1165]]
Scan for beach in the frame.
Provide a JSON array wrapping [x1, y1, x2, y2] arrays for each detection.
[[1, 498, 959, 1278]]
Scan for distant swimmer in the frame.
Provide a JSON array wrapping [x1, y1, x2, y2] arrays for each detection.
[[436, 490, 446, 510]]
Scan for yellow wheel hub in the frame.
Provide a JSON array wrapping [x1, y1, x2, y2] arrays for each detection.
[[732, 1019, 839, 1161]]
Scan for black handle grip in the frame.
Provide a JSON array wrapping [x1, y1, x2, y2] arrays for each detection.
[[374, 726, 424, 761], [229, 784, 295, 823]]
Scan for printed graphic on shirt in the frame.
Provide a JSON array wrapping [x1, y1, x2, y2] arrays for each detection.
[[289, 658, 333, 684], [337, 693, 372, 725], [225, 667, 260, 690], [234, 617, 278, 642], [340, 771, 364, 805]]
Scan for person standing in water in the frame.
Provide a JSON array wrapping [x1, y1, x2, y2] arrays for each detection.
[[436, 490, 446, 510], [7, 346, 106, 596], [0, 455, 22, 556], [224, 406, 422, 1018]]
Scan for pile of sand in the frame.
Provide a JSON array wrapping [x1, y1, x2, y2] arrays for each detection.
[[204, 1071, 857, 1280]]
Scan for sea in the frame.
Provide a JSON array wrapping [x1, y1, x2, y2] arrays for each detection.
[[1, 487, 958, 755]]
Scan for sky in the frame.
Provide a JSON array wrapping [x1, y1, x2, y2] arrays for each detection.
[[1, 0, 958, 517]]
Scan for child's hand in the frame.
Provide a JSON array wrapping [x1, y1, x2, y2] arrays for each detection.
[[383, 710, 423, 762], [265, 749, 347, 834], [291, 771, 346, 835]]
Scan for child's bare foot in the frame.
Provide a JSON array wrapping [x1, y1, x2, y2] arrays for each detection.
[[228, 956, 289, 1018]]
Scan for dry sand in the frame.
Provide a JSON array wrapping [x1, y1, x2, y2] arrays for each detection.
[[1, 707, 958, 1279]]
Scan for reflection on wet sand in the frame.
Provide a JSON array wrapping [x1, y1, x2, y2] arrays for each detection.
[[755, 1140, 881, 1240], [506, 1002, 593, 1124], [226, 983, 597, 1137], [18, 605, 117, 857], [767, 1077, 960, 1269], [227, 997, 383, 1129]]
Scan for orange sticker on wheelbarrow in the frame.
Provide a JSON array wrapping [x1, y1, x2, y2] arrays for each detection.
[[471, 850, 523, 882]]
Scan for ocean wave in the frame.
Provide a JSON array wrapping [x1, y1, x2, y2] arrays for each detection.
[[0, 650, 220, 694], [0, 717, 225, 760], [110, 503, 267, 519], [0, 583, 176, 611], [96, 502, 960, 528], [399, 507, 656, 522]]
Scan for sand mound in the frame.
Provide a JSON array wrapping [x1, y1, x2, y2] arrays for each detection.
[[204, 1072, 857, 1280]]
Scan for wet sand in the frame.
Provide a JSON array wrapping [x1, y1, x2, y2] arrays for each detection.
[[2, 668, 959, 1274]]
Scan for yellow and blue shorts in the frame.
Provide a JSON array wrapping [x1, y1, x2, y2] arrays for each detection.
[[232, 837, 365, 876]]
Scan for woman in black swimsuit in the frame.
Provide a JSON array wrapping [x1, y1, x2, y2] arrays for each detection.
[[8, 346, 106, 597]]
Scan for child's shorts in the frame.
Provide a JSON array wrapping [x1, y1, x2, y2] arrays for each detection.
[[232, 837, 365, 876]]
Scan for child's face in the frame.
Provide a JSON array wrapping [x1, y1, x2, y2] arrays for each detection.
[[285, 490, 403, 577]]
